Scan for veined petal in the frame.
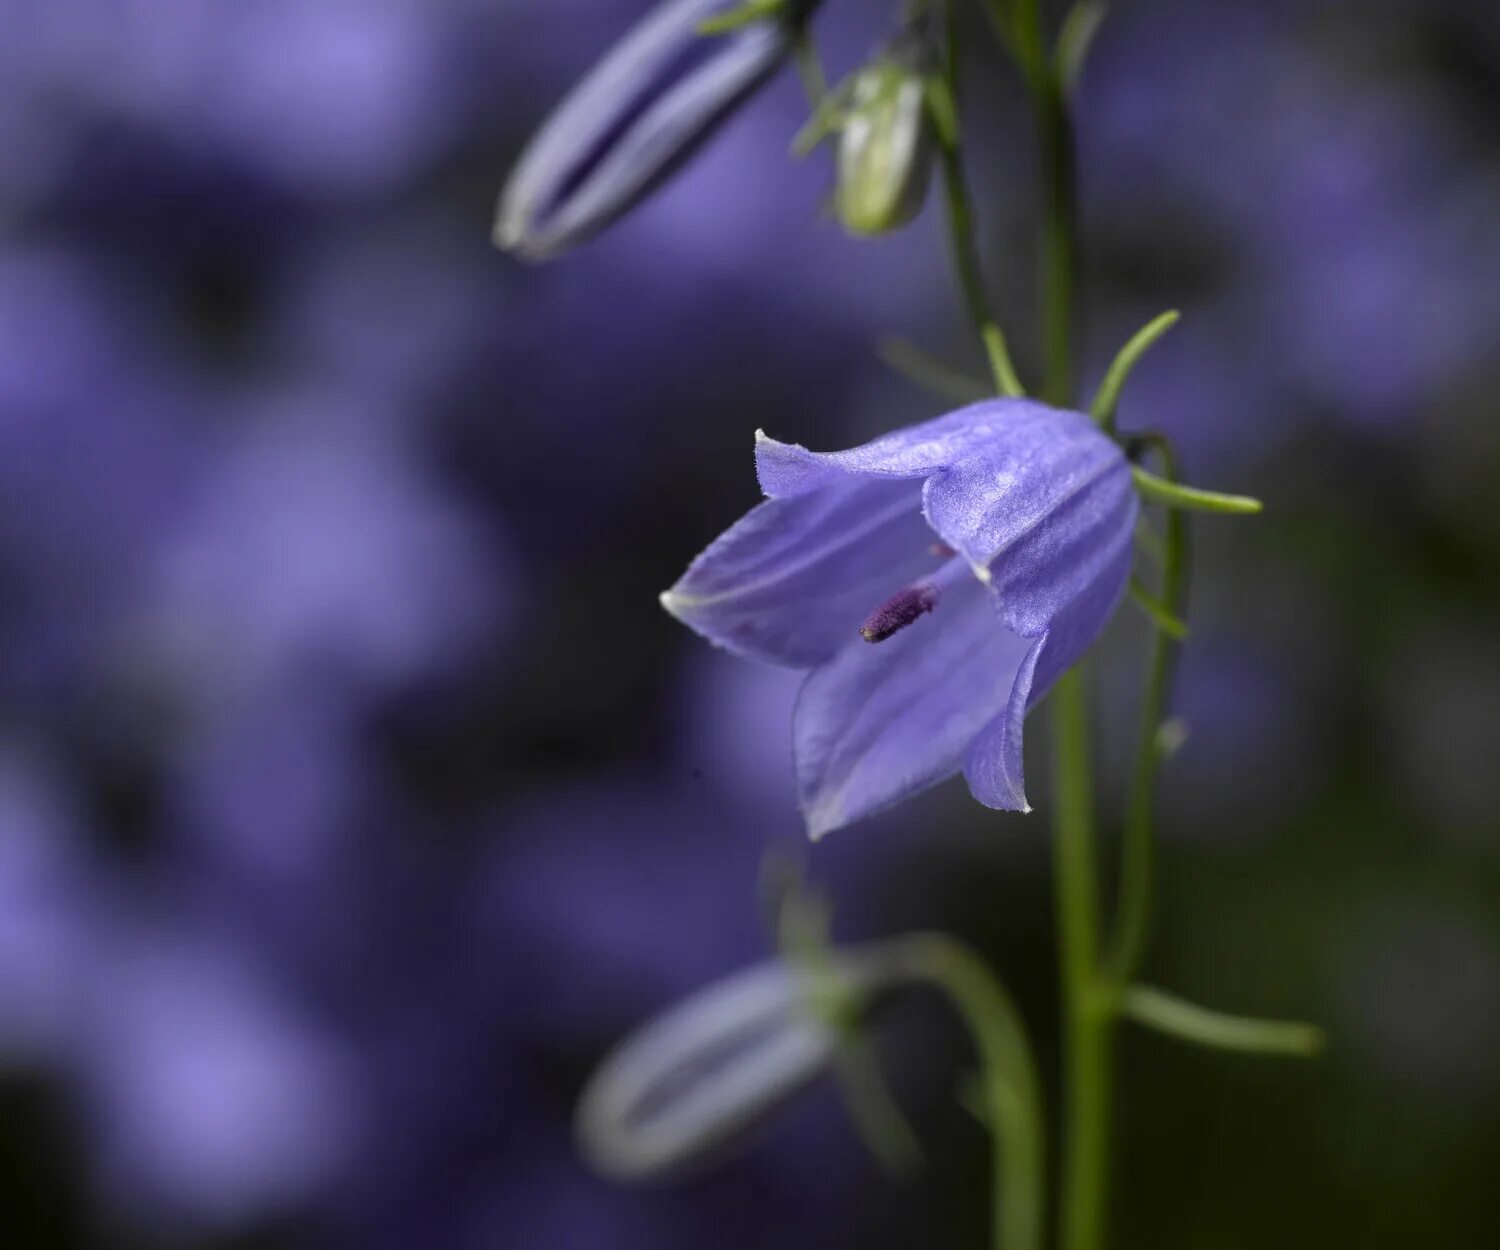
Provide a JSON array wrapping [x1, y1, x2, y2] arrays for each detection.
[[983, 465, 1137, 638], [795, 571, 1032, 839], [920, 405, 1131, 603], [963, 526, 1134, 811], [662, 475, 937, 667], [755, 399, 1059, 498], [499, 0, 792, 260]]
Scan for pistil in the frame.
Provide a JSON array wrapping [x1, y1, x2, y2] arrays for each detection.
[[859, 553, 972, 643]]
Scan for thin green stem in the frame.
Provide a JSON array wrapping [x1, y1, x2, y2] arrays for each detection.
[[1036, 77, 1076, 403], [1050, 669, 1112, 1250], [1018, 7, 1111, 1246], [936, 2, 1025, 397], [1108, 437, 1187, 984], [895, 934, 1046, 1250], [791, 27, 827, 107]]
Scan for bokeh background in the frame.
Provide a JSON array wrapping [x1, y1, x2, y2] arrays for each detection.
[[2, 0, 1498, 1246]]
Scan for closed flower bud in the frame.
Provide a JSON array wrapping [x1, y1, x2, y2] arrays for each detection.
[[575, 954, 896, 1180], [497, 0, 813, 261], [836, 57, 932, 238]]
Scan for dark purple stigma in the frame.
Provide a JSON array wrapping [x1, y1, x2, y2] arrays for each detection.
[[859, 585, 938, 643]]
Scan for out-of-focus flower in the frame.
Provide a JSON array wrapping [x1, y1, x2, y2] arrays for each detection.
[[74, 924, 360, 1228], [662, 400, 1137, 836], [0, 750, 93, 1061], [577, 955, 895, 1179], [143, 401, 505, 708], [836, 51, 933, 237], [496, 0, 814, 260]]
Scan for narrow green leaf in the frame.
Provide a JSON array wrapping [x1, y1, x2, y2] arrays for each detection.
[[1129, 578, 1189, 640], [697, 0, 785, 36], [1091, 309, 1179, 428], [1123, 985, 1325, 1057], [922, 75, 960, 152], [1131, 465, 1263, 515], [878, 338, 993, 403], [1057, 1, 1109, 95]]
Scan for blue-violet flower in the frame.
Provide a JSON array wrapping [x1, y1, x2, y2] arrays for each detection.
[[662, 400, 1138, 838], [497, 0, 812, 260]]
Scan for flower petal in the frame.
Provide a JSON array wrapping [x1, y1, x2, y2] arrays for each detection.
[[662, 475, 937, 667], [963, 524, 1135, 811], [919, 406, 1131, 606], [755, 399, 1060, 498], [795, 571, 1032, 838]]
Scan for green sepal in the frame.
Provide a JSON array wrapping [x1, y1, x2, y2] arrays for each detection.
[[878, 337, 992, 403], [922, 74, 960, 152], [1091, 309, 1179, 429], [1056, 1, 1109, 95], [698, 0, 787, 36], [1122, 985, 1325, 1058], [1131, 465, 1263, 515], [764, 857, 922, 1178], [1129, 578, 1189, 640]]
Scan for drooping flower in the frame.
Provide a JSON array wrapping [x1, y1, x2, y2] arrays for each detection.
[[497, 0, 815, 261], [662, 400, 1138, 838]]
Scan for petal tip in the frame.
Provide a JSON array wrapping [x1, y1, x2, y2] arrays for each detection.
[[801, 795, 844, 843]]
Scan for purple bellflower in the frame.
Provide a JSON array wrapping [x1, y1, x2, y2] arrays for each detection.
[[497, 0, 813, 260], [662, 400, 1138, 838]]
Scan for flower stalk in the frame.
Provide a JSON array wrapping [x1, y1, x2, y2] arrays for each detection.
[[1003, 2, 1115, 1247], [1109, 435, 1187, 984], [933, 3, 1025, 397], [892, 934, 1046, 1250]]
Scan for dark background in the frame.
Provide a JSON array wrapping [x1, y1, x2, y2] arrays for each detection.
[[2, 1, 1498, 1247]]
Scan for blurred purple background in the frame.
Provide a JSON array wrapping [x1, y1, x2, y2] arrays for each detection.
[[2, 1, 1499, 1247]]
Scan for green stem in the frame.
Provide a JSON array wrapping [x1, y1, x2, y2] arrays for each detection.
[[895, 935, 1046, 1250], [1018, 5, 1111, 1246], [1035, 75, 1076, 404], [1109, 439, 1187, 983], [1050, 669, 1112, 1250], [936, 2, 1025, 397], [791, 27, 827, 107]]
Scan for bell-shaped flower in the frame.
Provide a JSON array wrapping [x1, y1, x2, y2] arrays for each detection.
[[662, 400, 1138, 838], [497, 0, 813, 261], [576, 954, 896, 1179]]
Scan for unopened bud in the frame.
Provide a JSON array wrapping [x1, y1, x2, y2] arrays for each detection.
[[836, 58, 932, 238]]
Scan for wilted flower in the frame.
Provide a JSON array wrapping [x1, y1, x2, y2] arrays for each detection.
[[497, 0, 814, 261], [836, 49, 933, 237], [662, 400, 1138, 837], [576, 954, 895, 1180]]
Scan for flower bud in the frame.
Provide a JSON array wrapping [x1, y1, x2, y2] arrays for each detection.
[[575, 954, 895, 1180], [497, 0, 813, 261], [836, 57, 932, 238]]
